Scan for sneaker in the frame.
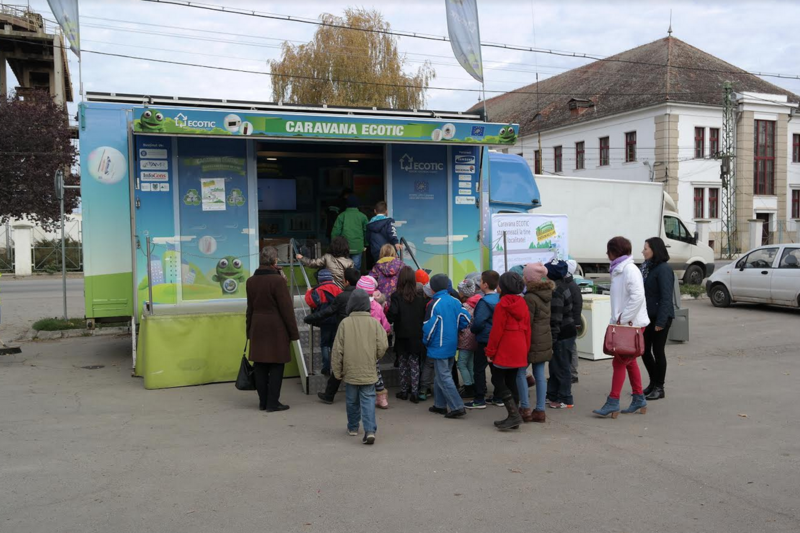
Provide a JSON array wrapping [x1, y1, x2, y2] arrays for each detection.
[[347, 429, 358, 436], [317, 392, 333, 405], [548, 401, 574, 409], [409, 393, 420, 404], [428, 405, 447, 415], [445, 408, 466, 419], [418, 393, 427, 401], [487, 397, 505, 407], [363, 433, 376, 445], [464, 400, 487, 410]]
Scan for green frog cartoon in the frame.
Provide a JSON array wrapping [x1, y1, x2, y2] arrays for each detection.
[[140, 109, 165, 132], [212, 256, 246, 294], [499, 124, 517, 144]]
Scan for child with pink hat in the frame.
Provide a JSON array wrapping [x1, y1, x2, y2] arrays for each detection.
[[356, 275, 391, 408]]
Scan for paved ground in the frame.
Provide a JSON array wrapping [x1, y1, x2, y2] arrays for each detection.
[[0, 276, 84, 341], [1, 300, 799, 533]]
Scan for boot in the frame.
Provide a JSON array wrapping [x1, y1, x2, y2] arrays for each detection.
[[376, 389, 389, 409], [646, 386, 665, 401], [592, 396, 620, 418], [496, 396, 523, 430], [519, 407, 534, 423], [621, 394, 648, 414], [530, 409, 546, 423], [643, 383, 654, 396]]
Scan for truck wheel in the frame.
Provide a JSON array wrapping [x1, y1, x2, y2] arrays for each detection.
[[683, 265, 705, 285], [709, 284, 731, 308]]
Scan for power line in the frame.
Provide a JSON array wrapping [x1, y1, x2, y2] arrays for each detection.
[[140, 0, 800, 82]]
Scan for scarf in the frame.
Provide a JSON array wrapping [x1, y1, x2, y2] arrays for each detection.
[[640, 260, 652, 281], [609, 255, 631, 274]]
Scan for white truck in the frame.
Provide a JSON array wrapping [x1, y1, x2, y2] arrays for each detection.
[[530, 174, 715, 284]]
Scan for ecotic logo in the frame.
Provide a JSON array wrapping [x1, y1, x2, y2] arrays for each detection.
[[174, 112, 216, 129], [399, 153, 444, 173]]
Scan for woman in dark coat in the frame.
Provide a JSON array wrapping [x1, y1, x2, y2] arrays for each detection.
[[640, 237, 675, 401], [246, 246, 300, 412]]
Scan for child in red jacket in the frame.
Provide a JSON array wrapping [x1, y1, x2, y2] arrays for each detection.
[[485, 272, 531, 430]]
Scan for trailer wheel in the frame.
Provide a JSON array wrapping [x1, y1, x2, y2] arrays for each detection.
[[683, 264, 705, 285]]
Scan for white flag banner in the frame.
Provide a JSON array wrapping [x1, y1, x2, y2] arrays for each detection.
[[47, 0, 80, 57], [445, 0, 484, 83]]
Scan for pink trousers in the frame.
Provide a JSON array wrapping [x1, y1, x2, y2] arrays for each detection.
[[610, 355, 643, 399]]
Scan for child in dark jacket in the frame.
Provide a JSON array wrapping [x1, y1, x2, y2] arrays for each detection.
[[304, 269, 342, 376], [366, 201, 400, 262], [545, 260, 577, 409], [387, 266, 426, 403], [466, 270, 501, 409], [485, 272, 531, 430]]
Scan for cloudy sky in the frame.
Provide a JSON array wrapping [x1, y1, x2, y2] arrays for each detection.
[[6, 0, 800, 114]]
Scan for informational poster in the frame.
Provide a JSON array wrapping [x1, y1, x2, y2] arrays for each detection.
[[491, 213, 569, 274], [450, 146, 481, 281], [201, 178, 226, 211]]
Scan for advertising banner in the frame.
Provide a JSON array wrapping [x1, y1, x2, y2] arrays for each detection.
[[132, 107, 518, 145], [450, 146, 481, 282], [47, 0, 80, 56], [445, 0, 484, 83], [491, 213, 569, 274]]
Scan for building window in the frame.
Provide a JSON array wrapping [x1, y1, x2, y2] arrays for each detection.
[[599, 136, 609, 166], [710, 128, 720, 157], [708, 188, 719, 219], [754, 120, 775, 195], [554, 146, 562, 173], [694, 188, 705, 218], [793, 190, 800, 219], [575, 141, 585, 170], [534, 150, 541, 174], [793, 134, 800, 163], [625, 131, 636, 162], [694, 127, 705, 159]]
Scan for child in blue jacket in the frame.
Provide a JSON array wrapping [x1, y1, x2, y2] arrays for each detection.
[[423, 274, 471, 418], [466, 270, 501, 409]]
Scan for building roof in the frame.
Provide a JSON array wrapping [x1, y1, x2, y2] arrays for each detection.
[[471, 36, 800, 135]]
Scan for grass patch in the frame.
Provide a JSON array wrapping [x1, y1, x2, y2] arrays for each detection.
[[680, 284, 706, 299], [32, 318, 85, 331]]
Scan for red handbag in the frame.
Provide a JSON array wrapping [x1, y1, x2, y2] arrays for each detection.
[[603, 320, 645, 358]]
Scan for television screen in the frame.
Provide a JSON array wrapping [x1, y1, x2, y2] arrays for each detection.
[[258, 179, 296, 210]]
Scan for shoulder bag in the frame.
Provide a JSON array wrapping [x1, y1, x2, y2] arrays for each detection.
[[235, 340, 256, 390]]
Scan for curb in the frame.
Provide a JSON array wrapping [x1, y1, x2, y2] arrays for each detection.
[[25, 326, 131, 341]]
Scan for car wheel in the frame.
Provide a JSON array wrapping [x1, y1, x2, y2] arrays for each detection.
[[683, 265, 705, 285], [709, 284, 731, 308]]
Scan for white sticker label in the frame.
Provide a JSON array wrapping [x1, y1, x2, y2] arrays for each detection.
[[455, 196, 476, 204], [160, 183, 170, 192], [141, 171, 168, 182], [141, 183, 152, 192], [139, 148, 168, 159], [458, 174, 472, 181], [458, 189, 472, 195], [140, 160, 168, 170], [455, 164, 475, 174]]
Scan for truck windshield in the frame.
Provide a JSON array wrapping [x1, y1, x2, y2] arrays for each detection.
[[489, 153, 539, 206]]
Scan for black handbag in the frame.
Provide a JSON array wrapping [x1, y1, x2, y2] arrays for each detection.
[[235, 341, 256, 391]]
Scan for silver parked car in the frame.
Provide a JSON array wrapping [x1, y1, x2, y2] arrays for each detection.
[[707, 244, 800, 308]]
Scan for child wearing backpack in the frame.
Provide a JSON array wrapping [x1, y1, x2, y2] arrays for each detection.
[[304, 269, 342, 376]]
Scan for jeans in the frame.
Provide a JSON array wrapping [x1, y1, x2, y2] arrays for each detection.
[[320, 325, 336, 374], [547, 337, 575, 405], [420, 353, 434, 392], [570, 341, 579, 379], [532, 362, 547, 411], [346, 383, 377, 434], [516, 365, 530, 409], [473, 343, 488, 402], [490, 365, 519, 403], [610, 355, 643, 399], [433, 357, 464, 411], [351, 253, 362, 270], [457, 350, 475, 386], [253, 362, 284, 410], [642, 319, 672, 387]]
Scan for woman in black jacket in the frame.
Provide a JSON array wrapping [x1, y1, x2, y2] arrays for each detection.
[[387, 266, 426, 403], [640, 237, 675, 400]]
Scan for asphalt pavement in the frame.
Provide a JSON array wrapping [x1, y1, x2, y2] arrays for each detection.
[[1, 300, 798, 533], [0, 276, 84, 341]]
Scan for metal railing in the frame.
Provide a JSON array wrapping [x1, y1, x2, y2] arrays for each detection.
[[289, 238, 314, 378], [0, 222, 14, 273]]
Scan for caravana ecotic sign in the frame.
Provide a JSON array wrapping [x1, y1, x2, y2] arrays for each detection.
[[132, 107, 519, 145]]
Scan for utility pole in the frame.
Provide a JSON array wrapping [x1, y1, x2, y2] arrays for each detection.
[[720, 82, 737, 259]]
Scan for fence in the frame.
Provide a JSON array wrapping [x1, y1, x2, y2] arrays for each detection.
[[0, 222, 14, 273], [32, 220, 83, 272], [767, 220, 799, 246]]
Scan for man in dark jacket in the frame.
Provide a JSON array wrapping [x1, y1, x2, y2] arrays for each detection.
[[545, 261, 576, 409], [306, 268, 362, 403], [465, 270, 501, 409], [366, 201, 401, 262], [565, 260, 583, 383]]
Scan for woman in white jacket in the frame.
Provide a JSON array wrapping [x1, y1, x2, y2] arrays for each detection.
[[593, 236, 650, 418]]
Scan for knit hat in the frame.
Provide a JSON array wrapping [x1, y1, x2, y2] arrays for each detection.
[[457, 278, 478, 299], [346, 194, 360, 208], [430, 273, 450, 293], [509, 265, 525, 277], [415, 269, 430, 285], [499, 271, 525, 296], [317, 269, 334, 283], [356, 275, 378, 295], [465, 271, 481, 284], [545, 260, 569, 281], [567, 260, 578, 276], [346, 289, 371, 314], [523, 262, 548, 283], [422, 283, 434, 298]]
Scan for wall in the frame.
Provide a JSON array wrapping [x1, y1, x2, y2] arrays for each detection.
[[788, 117, 800, 236]]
